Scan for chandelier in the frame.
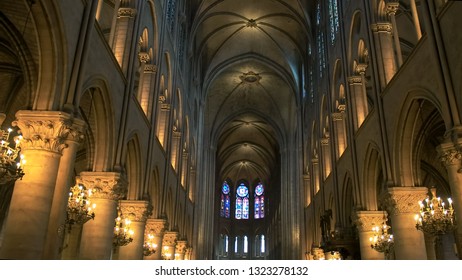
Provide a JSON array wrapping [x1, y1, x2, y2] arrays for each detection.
[[0, 127, 26, 185], [143, 232, 157, 256], [369, 221, 394, 254], [66, 183, 96, 231], [113, 210, 134, 247], [415, 187, 455, 236]]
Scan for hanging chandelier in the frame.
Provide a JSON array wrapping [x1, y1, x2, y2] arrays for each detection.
[[0, 127, 26, 185], [66, 183, 96, 231], [415, 187, 455, 236], [370, 221, 394, 254], [113, 209, 134, 247], [143, 232, 157, 256]]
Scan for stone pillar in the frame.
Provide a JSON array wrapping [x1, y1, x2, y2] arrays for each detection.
[[117, 200, 151, 259], [175, 240, 188, 260], [352, 211, 387, 260], [332, 111, 346, 157], [347, 75, 366, 130], [386, 2, 403, 67], [303, 173, 311, 206], [162, 231, 179, 260], [382, 187, 428, 259], [156, 100, 170, 148], [409, 0, 422, 40], [143, 218, 168, 260], [371, 22, 397, 87], [320, 138, 331, 179], [437, 143, 462, 257], [185, 247, 193, 260], [112, 6, 137, 74], [78, 172, 127, 259], [0, 111, 72, 259], [43, 118, 86, 259]]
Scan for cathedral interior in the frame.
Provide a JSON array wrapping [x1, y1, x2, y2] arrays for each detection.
[[1, 0, 462, 260]]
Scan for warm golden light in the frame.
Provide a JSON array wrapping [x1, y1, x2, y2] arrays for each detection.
[[415, 187, 455, 235], [0, 127, 25, 184]]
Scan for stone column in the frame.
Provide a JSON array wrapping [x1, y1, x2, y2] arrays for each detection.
[[437, 143, 462, 257], [352, 211, 387, 260], [143, 218, 168, 260], [382, 187, 428, 259], [320, 137, 331, 179], [0, 111, 72, 259], [175, 240, 188, 260], [78, 172, 127, 259], [347, 75, 365, 130], [112, 6, 137, 74], [117, 200, 151, 260], [43, 118, 86, 259], [409, 0, 422, 40], [386, 2, 403, 67], [371, 22, 397, 87], [332, 111, 346, 157], [162, 231, 179, 260]]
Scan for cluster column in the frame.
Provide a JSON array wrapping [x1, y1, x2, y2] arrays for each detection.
[[162, 231, 179, 260], [144, 218, 168, 260]]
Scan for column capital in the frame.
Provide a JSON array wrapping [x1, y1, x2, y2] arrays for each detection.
[[118, 7, 137, 18], [162, 231, 179, 247], [352, 210, 387, 233], [138, 52, 150, 64], [320, 137, 329, 145], [175, 240, 188, 254], [78, 171, 128, 200], [355, 63, 368, 75], [144, 64, 157, 73], [371, 23, 393, 34], [386, 2, 399, 16], [145, 218, 168, 235], [119, 200, 152, 222], [437, 142, 462, 167], [331, 112, 344, 121], [381, 187, 428, 215], [347, 75, 362, 85], [12, 110, 78, 154]]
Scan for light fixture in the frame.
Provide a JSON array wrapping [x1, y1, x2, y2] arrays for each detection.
[[0, 127, 26, 185], [415, 187, 455, 236], [324, 250, 342, 260], [369, 221, 394, 255], [65, 183, 96, 231], [143, 232, 157, 256], [113, 209, 134, 247]]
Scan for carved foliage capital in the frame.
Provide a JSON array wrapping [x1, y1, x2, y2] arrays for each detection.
[[118, 7, 137, 18], [162, 231, 179, 247], [348, 76, 362, 85], [78, 172, 127, 200], [371, 23, 393, 33], [381, 187, 428, 215], [175, 240, 188, 254], [138, 52, 150, 63], [145, 219, 168, 235], [438, 147, 462, 166], [352, 211, 387, 232], [119, 200, 152, 222], [386, 2, 399, 15], [13, 111, 79, 153], [144, 64, 157, 73], [331, 112, 344, 121]]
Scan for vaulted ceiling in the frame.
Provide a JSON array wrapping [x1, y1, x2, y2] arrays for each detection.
[[190, 0, 314, 186]]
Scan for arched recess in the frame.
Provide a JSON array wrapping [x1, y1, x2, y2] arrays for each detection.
[[331, 58, 347, 158], [393, 90, 450, 187], [170, 88, 183, 171], [180, 116, 190, 187], [363, 143, 384, 211], [125, 135, 143, 200], [320, 94, 332, 180], [340, 174, 356, 231], [78, 79, 116, 172], [156, 52, 173, 148]]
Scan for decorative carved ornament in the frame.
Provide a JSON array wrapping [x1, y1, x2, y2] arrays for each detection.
[[371, 23, 393, 33], [175, 240, 188, 254], [162, 231, 179, 247], [381, 187, 428, 215], [119, 200, 152, 222], [347, 76, 362, 85], [118, 8, 137, 18], [138, 52, 150, 64], [78, 172, 127, 200], [145, 218, 168, 236], [438, 149, 462, 166], [144, 64, 157, 73], [386, 2, 400, 16], [331, 112, 343, 121], [352, 211, 387, 232], [13, 111, 85, 153]]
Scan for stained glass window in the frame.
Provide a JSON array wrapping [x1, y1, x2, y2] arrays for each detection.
[[329, 0, 339, 44], [235, 183, 249, 219], [254, 183, 265, 219], [166, 0, 176, 34], [221, 182, 230, 218]]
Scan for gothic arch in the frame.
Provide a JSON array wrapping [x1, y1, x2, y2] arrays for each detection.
[[79, 78, 116, 171], [125, 134, 143, 200], [393, 89, 450, 187], [362, 142, 384, 210]]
